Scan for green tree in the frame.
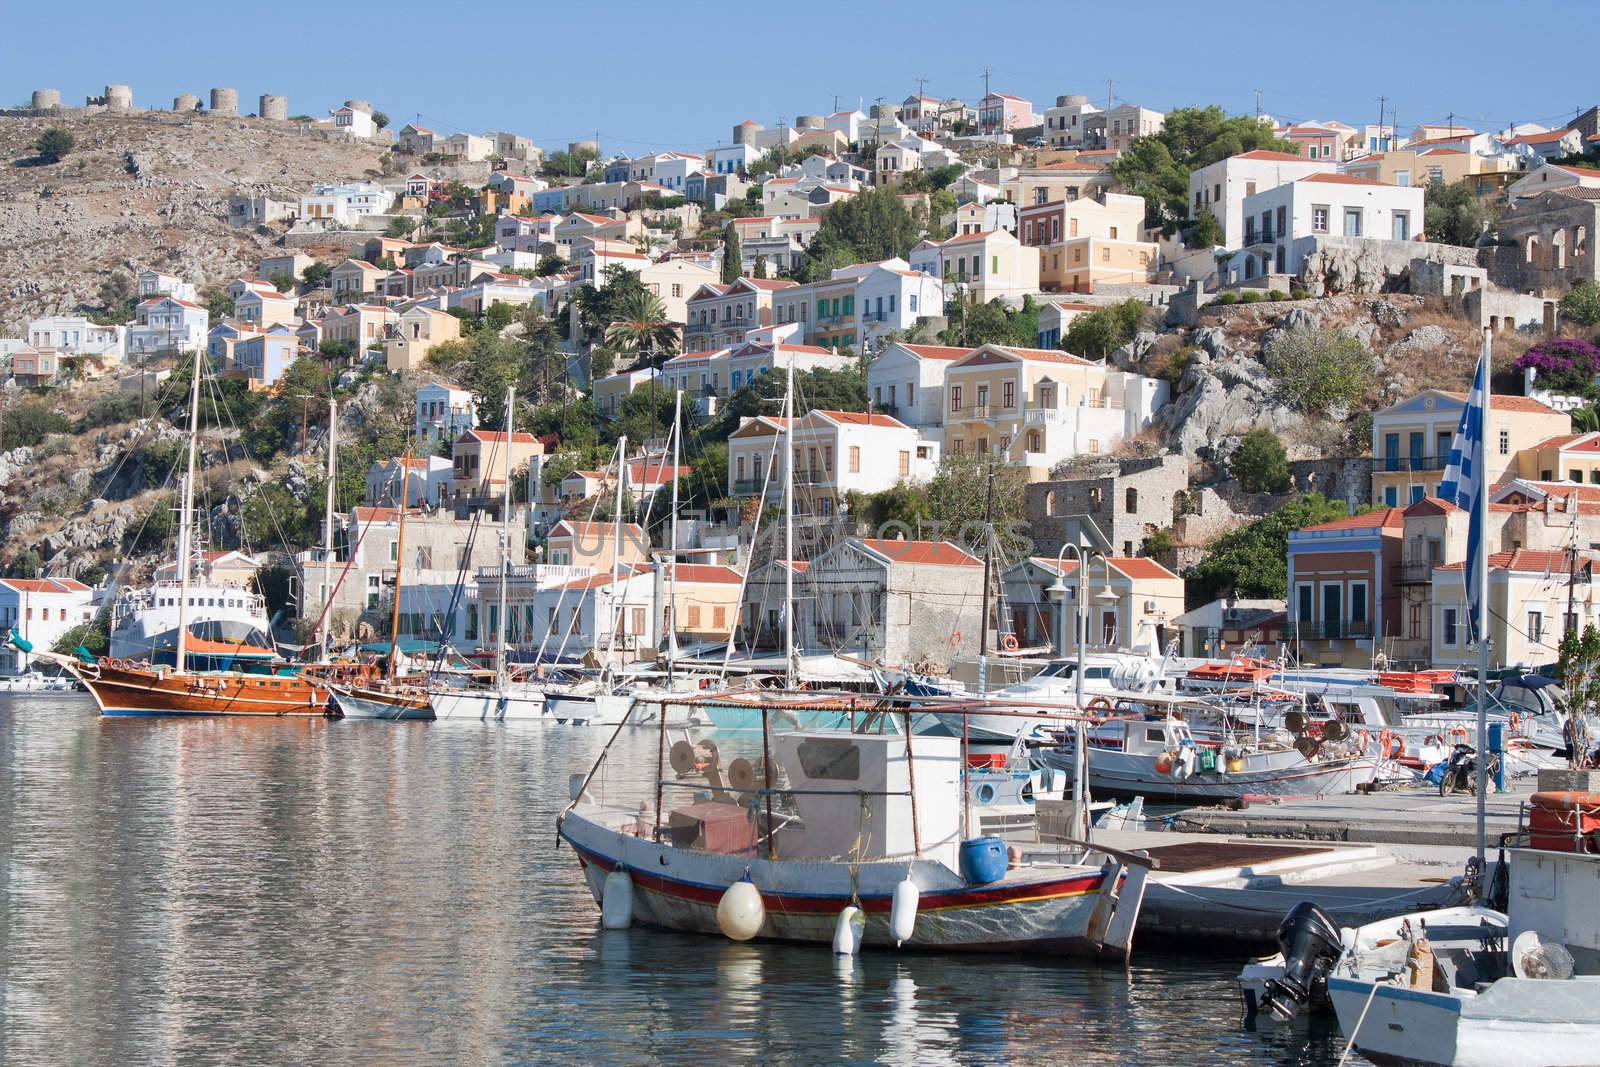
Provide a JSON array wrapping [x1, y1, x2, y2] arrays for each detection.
[[96, 272, 135, 320], [269, 272, 296, 293], [371, 111, 390, 130], [1558, 624, 1600, 718], [925, 452, 1029, 555], [536, 254, 566, 276], [1262, 327, 1376, 414], [302, 261, 332, 288], [1561, 280, 1600, 329], [1, 400, 72, 449], [52, 611, 110, 657], [385, 216, 415, 239], [1230, 429, 1292, 493], [721, 221, 742, 283], [1424, 180, 1498, 247], [802, 187, 922, 278], [1185, 494, 1350, 605], [1110, 106, 1296, 231], [753, 253, 768, 279], [34, 127, 74, 163], [1188, 210, 1223, 248], [9, 549, 42, 579], [604, 289, 679, 368], [712, 367, 870, 438], [1062, 299, 1148, 359]]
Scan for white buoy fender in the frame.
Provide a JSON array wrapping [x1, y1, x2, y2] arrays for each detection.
[[832, 905, 866, 956], [601, 868, 634, 930], [890, 878, 919, 947], [717, 876, 765, 941]]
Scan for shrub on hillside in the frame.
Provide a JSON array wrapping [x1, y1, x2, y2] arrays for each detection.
[[1229, 429, 1292, 493], [1262, 327, 1375, 415]]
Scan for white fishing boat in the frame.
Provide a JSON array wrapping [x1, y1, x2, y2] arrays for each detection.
[[1043, 711, 1383, 801], [0, 670, 78, 694], [430, 680, 548, 721], [1242, 833, 1600, 1066], [558, 708, 1152, 956]]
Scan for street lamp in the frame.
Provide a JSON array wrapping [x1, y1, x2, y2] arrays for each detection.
[[1046, 543, 1119, 843]]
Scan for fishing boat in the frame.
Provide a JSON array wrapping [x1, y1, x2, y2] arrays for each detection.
[[557, 700, 1152, 956], [1242, 810, 1600, 1066], [1042, 703, 1384, 801], [7, 349, 332, 719]]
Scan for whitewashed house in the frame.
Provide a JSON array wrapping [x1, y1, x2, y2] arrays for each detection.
[[136, 269, 197, 303], [416, 382, 477, 445], [299, 181, 395, 226], [129, 297, 209, 356], [0, 577, 95, 675], [26, 316, 126, 362], [366, 455, 454, 508]]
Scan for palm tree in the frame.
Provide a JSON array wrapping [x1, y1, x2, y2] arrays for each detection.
[[604, 290, 678, 370]]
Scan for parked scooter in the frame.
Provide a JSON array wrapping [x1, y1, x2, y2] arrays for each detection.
[[1438, 742, 1501, 796]]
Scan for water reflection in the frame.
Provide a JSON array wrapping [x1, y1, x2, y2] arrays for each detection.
[[1, 697, 1360, 1064]]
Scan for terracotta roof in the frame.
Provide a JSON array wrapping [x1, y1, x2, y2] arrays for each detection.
[[1035, 161, 1108, 173], [552, 519, 645, 539], [898, 343, 971, 361], [1298, 507, 1405, 533], [1108, 557, 1180, 581], [855, 539, 980, 567], [1231, 150, 1311, 162], [943, 230, 1000, 246], [814, 409, 909, 429], [1402, 496, 1462, 517], [1558, 187, 1600, 201], [353, 506, 414, 522], [627, 460, 691, 482], [1531, 432, 1594, 450], [460, 429, 538, 445], [1503, 129, 1573, 146], [662, 563, 743, 584], [1439, 391, 1564, 415], [0, 578, 90, 594], [1417, 147, 1466, 156], [780, 559, 809, 573], [741, 278, 798, 291], [1439, 549, 1586, 574], [973, 344, 1094, 366]]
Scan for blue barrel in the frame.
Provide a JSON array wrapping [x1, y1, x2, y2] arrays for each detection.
[[959, 836, 1007, 885]]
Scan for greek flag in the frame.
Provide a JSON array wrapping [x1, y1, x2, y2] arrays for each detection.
[[1436, 352, 1488, 643]]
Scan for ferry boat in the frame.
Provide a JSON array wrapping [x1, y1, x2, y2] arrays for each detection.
[[108, 580, 276, 670]]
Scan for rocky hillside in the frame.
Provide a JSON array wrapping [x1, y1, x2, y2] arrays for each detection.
[[0, 110, 389, 332]]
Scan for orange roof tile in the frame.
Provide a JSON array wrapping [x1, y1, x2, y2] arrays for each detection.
[[898, 343, 971, 361], [1298, 507, 1405, 533], [1299, 172, 1390, 187], [1232, 150, 1311, 162], [0, 578, 90, 594], [460, 429, 538, 446], [856, 539, 980, 567], [1439, 391, 1564, 415], [1439, 549, 1587, 574]]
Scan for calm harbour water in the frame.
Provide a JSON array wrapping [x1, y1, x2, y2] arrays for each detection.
[[0, 696, 1361, 1065]]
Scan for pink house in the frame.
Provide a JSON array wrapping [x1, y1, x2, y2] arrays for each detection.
[[979, 93, 1036, 135]]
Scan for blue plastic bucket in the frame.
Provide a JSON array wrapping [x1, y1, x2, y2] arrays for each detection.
[[959, 836, 1007, 885]]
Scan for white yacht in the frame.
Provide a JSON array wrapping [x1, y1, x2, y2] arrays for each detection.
[[109, 580, 276, 670]]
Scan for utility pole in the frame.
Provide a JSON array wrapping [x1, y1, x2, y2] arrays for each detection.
[[915, 76, 929, 100], [832, 94, 841, 115], [1254, 88, 1262, 120], [981, 67, 992, 140]]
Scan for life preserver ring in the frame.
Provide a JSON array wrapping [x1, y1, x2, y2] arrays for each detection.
[[1387, 732, 1405, 759], [1356, 728, 1370, 755], [1001, 634, 1019, 652], [949, 631, 962, 648], [1509, 712, 1521, 731], [1448, 726, 1468, 744], [1086, 696, 1113, 714], [1424, 734, 1444, 749]]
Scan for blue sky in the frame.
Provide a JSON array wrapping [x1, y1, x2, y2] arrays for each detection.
[[5, 1, 1591, 154]]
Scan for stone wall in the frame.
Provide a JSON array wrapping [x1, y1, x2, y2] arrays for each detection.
[[1024, 454, 1188, 558], [1294, 235, 1481, 297]]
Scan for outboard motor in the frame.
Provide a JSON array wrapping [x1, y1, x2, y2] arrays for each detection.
[[1259, 902, 1343, 1022]]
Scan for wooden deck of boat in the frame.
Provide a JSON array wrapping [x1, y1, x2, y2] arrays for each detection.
[[1134, 840, 1334, 874]]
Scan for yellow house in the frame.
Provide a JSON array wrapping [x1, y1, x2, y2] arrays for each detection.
[[1433, 549, 1598, 670], [941, 343, 1160, 470], [1343, 148, 1518, 190], [321, 304, 399, 351], [449, 429, 543, 504], [1517, 431, 1600, 485], [545, 519, 649, 571], [1371, 389, 1570, 508], [1019, 193, 1158, 292], [1000, 161, 1114, 207], [384, 306, 461, 372]]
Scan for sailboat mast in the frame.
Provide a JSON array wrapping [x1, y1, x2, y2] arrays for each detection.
[[318, 397, 337, 663], [494, 386, 515, 691], [173, 347, 204, 673], [783, 358, 795, 689], [667, 390, 681, 682], [610, 435, 628, 687], [386, 453, 412, 686]]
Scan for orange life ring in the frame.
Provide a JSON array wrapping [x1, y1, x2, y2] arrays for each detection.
[[1356, 728, 1370, 755], [949, 631, 962, 648], [1001, 634, 1019, 652], [1509, 712, 1521, 731], [1388, 733, 1405, 759], [1086, 696, 1113, 712]]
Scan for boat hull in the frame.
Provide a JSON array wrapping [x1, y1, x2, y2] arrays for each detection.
[[1045, 746, 1380, 801], [430, 687, 547, 721], [79, 662, 331, 717], [558, 808, 1145, 957], [1327, 975, 1600, 1067], [547, 691, 636, 726], [330, 685, 434, 721]]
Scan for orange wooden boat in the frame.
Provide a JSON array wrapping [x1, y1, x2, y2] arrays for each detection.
[[72, 657, 333, 718]]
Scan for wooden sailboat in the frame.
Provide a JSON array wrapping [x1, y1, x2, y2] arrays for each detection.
[[10, 348, 331, 717], [328, 450, 434, 721]]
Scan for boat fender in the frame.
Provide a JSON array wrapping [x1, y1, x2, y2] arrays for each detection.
[[890, 877, 919, 947], [1174, 746, 1196, 780], [601, 868, 634, 930], [717, 873, 765, 941], [832, 904, 865, 956], [1154, 751, 1174, 775], [1509, 712, 1521, 732]]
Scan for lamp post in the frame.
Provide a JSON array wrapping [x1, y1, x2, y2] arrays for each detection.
[[1046, 544, 1120, 843]]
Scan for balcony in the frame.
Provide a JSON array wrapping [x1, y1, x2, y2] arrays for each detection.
[[1291, 620, 1374, 641], [1242, 229, 1276, 247], [794, 468, 835, 485], [949, 403, 1015, 421], [1373, 455, 1450, 473], [861, 310, 889, 323], [731, 478, 765, 496], [1391, 560, 1436, 585]]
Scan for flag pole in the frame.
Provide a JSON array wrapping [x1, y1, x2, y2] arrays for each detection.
[[1474, 329, 1491, 874]]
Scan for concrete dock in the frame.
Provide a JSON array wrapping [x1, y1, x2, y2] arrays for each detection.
[[1166, 779, 1532, 847], [1075, 829, 1470, 948]]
